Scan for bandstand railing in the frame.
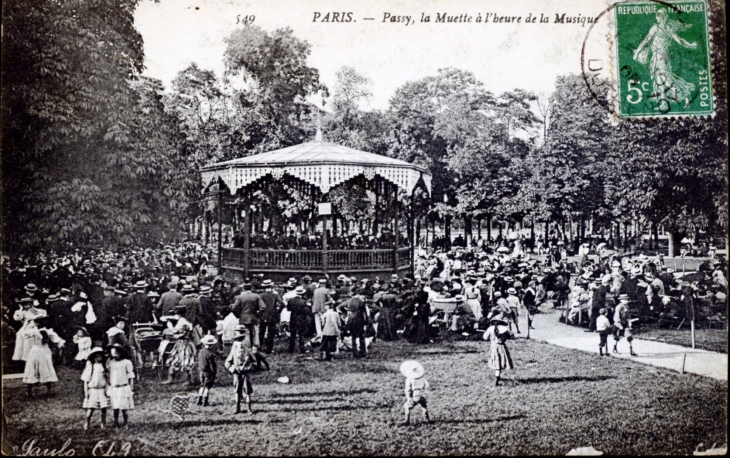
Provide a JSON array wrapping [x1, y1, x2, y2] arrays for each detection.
[[221, 247, 412, 278]]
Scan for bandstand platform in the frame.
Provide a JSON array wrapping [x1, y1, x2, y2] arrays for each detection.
[[201, 129, 431, 283], [220, 247, 412, 282]]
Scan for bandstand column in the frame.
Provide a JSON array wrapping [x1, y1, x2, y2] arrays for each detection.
[[322, 213, 328, 275], [243, 190, 251, 280], [393, 186, 399, 275]]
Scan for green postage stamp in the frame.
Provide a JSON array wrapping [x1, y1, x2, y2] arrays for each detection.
[[612, 0, 713, 118]]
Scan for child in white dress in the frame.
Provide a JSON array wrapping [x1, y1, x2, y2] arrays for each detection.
[[73, 327, 93, 368], [23, 313, 65, 397], [81, 347, 110, 430], [107, 344, 135, 429]]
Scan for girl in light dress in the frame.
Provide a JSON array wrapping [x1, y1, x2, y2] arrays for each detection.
[[12, 298, 46, 362], [81, 347, 110, 430], [22, 312, 65, 396], [73, 327, 93, 368], [107, 344, 135, 429], [482, 313, 514, 386]]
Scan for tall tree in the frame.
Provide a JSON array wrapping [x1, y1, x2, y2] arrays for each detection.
[[2, 0, 191, 249], [223, 25, 326, 151]]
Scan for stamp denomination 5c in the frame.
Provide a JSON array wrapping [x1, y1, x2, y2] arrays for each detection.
[[612, 0, 713, 118]]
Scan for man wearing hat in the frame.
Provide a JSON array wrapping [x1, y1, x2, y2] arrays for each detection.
[[341, 286, 369, 358], [259, 280, 285, 354], [312, 279, 333, 339], [612, 294, 636, 356], [231, 282, 266, 348], [157, 282, 182, 317], [301, 275, 316, 299], [588, 274, 612, 332], [505, 288, 521, 334], [225, 327, 255, 415], [286, 286, 311, 354], [127, 280, 154, 326], [198, 285, 218, 335]]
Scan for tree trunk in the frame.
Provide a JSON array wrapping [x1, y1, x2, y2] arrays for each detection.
[[530, 222, 535, 247], [487, 215, 492, 241], [668, 230, 677, 257], [465, 215, 472, 248], [445, 215, 452, 242]]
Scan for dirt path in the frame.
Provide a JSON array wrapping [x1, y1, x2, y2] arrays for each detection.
[[522, 310, 728, 381]]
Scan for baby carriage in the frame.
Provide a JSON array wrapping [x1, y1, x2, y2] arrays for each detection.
[[131, 322, 165, 381], [429, 298, 458, 337]]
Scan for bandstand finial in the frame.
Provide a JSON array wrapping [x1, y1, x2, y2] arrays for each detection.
[[315, 114, 323, 142]]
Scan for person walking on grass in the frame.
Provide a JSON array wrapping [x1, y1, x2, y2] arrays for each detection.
[[225, 328, 255, 415], [596, 308, 611, 356], [319, 302, 341, 362], [506, 288, 521, 334], [107, 343, 135, 429], [196, 334, 218, 407], [612, 294, 637, 356], [81, 347, 110, 430], [22, 312, 64, 397], [483, 313, 514, 386], [399, 360, 431, 426]]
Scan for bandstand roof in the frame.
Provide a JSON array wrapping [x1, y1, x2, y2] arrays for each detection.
[[201, 134, 432, 195]]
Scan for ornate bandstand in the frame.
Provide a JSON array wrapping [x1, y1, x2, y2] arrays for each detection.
[[200, 131, 432, 282]]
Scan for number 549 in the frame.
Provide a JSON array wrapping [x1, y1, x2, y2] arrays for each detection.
[[626, 79, 650, 104], [236, 15, 255, 25]]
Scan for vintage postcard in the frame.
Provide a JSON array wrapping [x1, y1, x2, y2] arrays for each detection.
[[1, 0, 727, 456]]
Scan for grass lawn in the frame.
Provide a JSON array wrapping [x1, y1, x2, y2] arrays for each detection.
[[632, 326, 728, 353], [2, 337, 727, 456]]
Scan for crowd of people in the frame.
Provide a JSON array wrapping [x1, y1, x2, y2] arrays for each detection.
[[233, 228, 408, 250], [2, 239, 727, 427]]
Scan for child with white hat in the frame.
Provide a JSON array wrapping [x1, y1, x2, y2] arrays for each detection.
[[81, 347, 110, 430], [399, 360, 431, 425], [483, 313, 514, 386], [197, 334, 218, 406]]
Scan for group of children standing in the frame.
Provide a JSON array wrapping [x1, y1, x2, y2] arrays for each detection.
[[80, 344, 135, 430]]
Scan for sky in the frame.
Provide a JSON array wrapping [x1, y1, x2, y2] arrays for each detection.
[[134, 0, 612, 110]]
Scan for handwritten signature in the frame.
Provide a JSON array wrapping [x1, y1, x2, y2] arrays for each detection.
[[13, 437, 131, 456]]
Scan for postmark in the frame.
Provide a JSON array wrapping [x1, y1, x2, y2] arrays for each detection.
[[611, 0, 714, 118]]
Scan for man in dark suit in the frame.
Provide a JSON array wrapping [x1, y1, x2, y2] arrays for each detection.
[[231, 282, 265, 347], [259, 280, 285, 354], [286, 286, 311, 354]]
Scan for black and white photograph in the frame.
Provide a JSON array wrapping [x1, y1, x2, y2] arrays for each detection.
[[1, 0, 728, 455]]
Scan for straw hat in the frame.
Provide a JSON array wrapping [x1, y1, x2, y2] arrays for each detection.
[[295, 286, 306, 295], [134, 280, 148, 289], [87, 347, 105, 360], [261, 279, 273, 288], [489, 313, 509, 325], [399, 360, 425, 379], [200, 334, 218, 345], [108, 343, 129, 356], [507, 287, 517, 295]]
